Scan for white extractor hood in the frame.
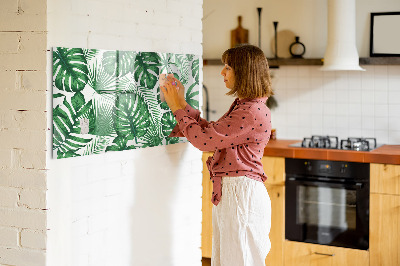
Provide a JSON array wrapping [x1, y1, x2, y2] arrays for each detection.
[[320, 0, 365, 71]]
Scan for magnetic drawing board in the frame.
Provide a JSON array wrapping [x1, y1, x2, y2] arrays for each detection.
[[52, 47, 200, 159]]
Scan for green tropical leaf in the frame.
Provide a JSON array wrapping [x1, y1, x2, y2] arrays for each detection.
[[161, 111, 177, 137], [187, 54, 195, 61], [82, 136, 113, 155], [83, 48, 99, 62], [92, 94, 116, 136], [166, 136, 181, 145], [116, 74, 137, 93], [192, 58, 199, 85], [133, 52, 160, 89], [186, 83, 199, 109], [88, 59, 117, 93], [160, 101, 170, 110], [172, 54, 190, 85], [117, 76, 162, 136], [57, 150, 80, 159], [159, 53, 173, 73], [106, 135, 130, 151], [53, 47, 89, 92], [53, 93, 65, 99], [53, 92, 93, 157], [103, 51, 137, 77], [141, 128, 163, 147], [114, 92, 153, 144], [162, 111, 180, 145]]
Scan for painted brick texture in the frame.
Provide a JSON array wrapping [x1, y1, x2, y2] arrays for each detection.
[[0, 0, 48, 265], [46, 0, 203, 266]]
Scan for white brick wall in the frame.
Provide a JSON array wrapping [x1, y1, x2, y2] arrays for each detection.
[[0, 0, 48, 265], [46, 1, 203, 266], [2, 0, 203, 264]]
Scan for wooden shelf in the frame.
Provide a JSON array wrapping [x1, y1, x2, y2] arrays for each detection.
[[203, 57, 400, 67], [359, 57, 400, 65], [203, 58, 323, 67], [268, 58, 322, 67]]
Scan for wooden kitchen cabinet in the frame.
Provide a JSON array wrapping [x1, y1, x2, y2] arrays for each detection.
[[261, 156, 285, 186], [284, 241, 369, 266], [264, 184, 285, 266], [202, 152, 213, 258], [370, 163, 400, 266], [262, 156, 285, 266], [370, 163, 400, 195], [201, 154, 286, 265]]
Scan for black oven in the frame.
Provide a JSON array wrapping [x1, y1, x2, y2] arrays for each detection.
[[285, 158, 369, 250]]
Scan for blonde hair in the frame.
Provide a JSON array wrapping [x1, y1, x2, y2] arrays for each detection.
[[221, 44, 273, 99]]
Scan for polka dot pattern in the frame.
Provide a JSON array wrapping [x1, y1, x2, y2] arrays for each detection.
[[169, 97, 272, 206]]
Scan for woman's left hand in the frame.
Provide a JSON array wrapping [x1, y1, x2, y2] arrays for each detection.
[[160, 77, 184, 113]]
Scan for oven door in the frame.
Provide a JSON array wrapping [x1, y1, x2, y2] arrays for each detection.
[[285, 177, 369, 250]]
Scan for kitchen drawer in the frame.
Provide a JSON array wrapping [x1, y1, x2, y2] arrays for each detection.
[[284, 240, 369, 266], [370, 163, 400, 195]]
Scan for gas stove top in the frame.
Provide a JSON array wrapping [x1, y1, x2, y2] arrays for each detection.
[[289, 135, 382, 151]]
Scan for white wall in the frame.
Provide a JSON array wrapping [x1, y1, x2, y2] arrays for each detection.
[[0, 0, 48, 265], [203, 0, 400, 145], [204, 64, 400, 145], [203, 0, 400, 58], [46, 0, 203, 266]]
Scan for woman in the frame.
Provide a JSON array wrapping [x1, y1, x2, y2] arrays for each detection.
[[161, 44, 273, 266]]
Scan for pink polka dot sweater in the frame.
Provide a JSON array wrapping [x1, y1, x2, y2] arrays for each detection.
[[169, 97, 272, 206]]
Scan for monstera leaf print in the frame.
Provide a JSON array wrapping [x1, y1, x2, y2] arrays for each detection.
[[141, 127, 163, 148], [53, 47, 199, 159], [102, 50, 137, 77], [106, 135, 133, 151], [159, 53, 174, 74], [82, 136, 113, 155], [133, 52, 160, 89], [53, 92, 93, 158], [173, 54, 190, 85], [117, 76, 162, 136], [192, 58, 199, 85], [161, 111, 180, 145], [53, 47, 89, 92], [113, 92, 159, 148], [186, 83, 199, 109]]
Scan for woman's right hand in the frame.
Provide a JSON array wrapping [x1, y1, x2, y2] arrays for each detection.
[[169, 76, 187, 109]]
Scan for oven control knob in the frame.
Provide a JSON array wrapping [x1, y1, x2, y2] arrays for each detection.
[[340, 164, 347, 174], [305, 162, 312, 171]]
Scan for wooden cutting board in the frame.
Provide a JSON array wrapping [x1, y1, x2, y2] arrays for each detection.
[[231, 16, 249, 48]]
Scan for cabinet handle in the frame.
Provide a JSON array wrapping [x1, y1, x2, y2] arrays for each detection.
[[314, 252, 335, 257]]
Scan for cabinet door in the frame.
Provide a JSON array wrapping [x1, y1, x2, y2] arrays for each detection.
[[261, 156, 285, 185], [264, 184, 285, 266], [202, 152, 213, 258], [370, 193, 400, 266], [370, 163, 400, 195], [284, 241, 369, 266]]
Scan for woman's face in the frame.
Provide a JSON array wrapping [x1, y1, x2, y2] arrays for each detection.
[[220, 64, 235, 89]]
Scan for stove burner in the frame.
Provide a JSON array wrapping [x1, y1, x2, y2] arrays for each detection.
[[301, 135, 339, 149], [295, 136, 378, 151], [340, 137, 377, 151]]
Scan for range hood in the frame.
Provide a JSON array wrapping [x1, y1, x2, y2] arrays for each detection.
[[320, 0, 365, 71]]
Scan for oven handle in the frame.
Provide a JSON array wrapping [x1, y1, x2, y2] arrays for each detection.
[[286, 177, 364, 189]]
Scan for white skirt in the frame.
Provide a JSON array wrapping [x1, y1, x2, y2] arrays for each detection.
[[212, 176, 271, 266]]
